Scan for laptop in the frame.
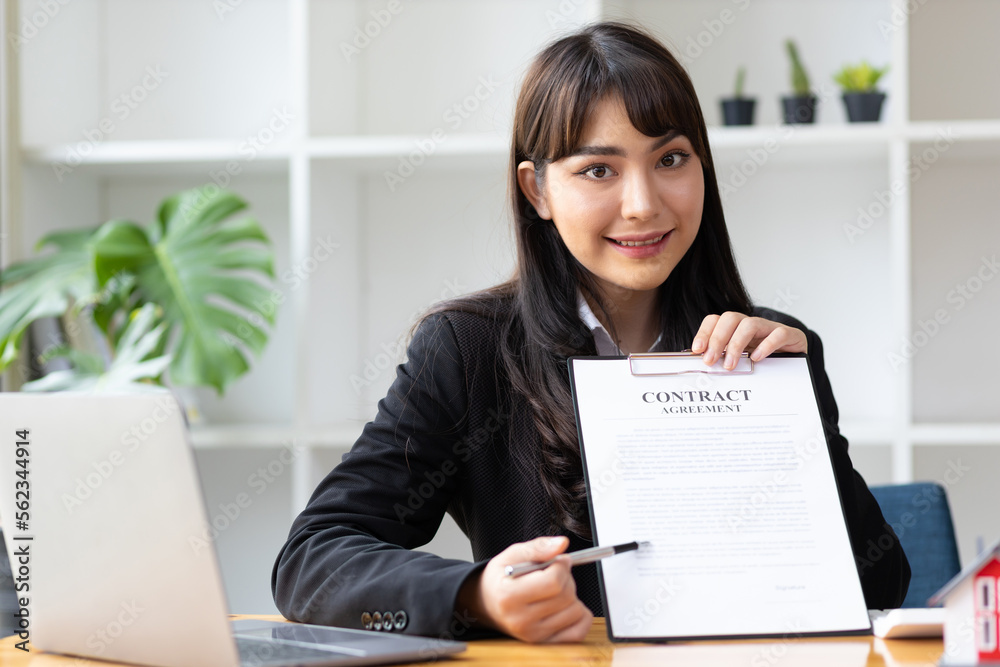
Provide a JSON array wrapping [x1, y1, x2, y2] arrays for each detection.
[[0, 391, 466, 666]]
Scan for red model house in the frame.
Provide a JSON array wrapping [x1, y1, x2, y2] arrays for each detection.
[[931, 539, 1000, 665]]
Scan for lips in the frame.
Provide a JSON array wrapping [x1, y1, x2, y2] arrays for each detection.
[[606, 230, 671, 245], [605, 230, 673, 258], [610, 234, 666, 247]]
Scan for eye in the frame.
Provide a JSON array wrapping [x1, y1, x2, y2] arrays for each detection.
[[660, 151, 691, 168], [580, 164, 613, 179]]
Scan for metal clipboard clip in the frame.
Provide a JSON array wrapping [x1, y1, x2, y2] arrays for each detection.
[[627, 351, 754, 376]]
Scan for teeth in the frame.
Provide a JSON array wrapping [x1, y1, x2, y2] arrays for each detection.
[[614, 234, 664, 247]]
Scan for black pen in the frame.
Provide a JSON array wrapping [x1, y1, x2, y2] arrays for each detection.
[[504, 540, 647, 578]]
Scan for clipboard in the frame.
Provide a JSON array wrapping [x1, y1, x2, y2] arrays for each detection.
[[628, 351, 754, 376], [568, 352, 872, 643]]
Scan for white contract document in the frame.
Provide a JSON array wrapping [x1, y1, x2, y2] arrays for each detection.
[[569, 353, 871, 642]]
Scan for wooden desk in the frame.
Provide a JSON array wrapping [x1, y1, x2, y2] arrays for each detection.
[[1, 617, 944, 666]]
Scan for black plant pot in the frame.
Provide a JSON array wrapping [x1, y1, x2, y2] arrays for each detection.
[[720, 98, 756, 126], [842, 92, 886, 122], [781, 94, 818, 124]]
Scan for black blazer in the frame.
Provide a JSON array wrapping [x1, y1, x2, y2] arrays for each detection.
[[272, 299, 910, 638]]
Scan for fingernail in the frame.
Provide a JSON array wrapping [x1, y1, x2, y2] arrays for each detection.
[[692, 338, 704, 353]]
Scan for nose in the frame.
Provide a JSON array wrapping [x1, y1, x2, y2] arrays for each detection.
[[620, 171, 659, 222]]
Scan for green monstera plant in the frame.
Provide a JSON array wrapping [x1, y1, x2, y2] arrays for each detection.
[[0, 186, 276, 393]]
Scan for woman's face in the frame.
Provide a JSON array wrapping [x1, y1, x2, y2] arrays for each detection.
[[519, 96, 704, 298]]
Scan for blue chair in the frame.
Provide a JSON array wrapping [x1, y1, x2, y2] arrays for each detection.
[[869, 482, 962, 608]]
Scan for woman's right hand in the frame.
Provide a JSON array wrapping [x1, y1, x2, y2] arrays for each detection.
[[456, 535, 594, 643]]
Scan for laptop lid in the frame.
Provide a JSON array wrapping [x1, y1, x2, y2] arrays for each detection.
[[0, 391, 239, 667]]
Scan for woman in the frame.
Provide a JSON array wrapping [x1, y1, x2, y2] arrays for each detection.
[[272, 22, 910, 644]]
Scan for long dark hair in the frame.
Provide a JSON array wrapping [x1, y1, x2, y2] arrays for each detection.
[[430, 22, 752, 538]]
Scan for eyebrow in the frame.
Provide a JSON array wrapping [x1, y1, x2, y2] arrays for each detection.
[[566, 129, 682, 159]]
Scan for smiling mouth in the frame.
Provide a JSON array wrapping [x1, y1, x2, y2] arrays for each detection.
[[610, 234, 666, 247]]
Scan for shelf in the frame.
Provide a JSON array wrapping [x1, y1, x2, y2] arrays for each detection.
[[21, 140, 292, 177], [907, 120, 1000, 144], [189, 422, 364, 450], [20, 120, 1000, 177], [308, 133, 506, 159], [911, 424, 1000, 446], [708, 123, 897, 148], [189, 423, 297, 449], [18, 134, 508, 174], [307, 133, 508, 172], [841, 424, 1000, 447], [708, 124, 894, 165]]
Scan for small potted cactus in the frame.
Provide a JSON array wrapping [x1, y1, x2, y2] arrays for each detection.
[[720, 67, 756, 126], [781, 40, 817, 124], [834, 61, 889, 122]]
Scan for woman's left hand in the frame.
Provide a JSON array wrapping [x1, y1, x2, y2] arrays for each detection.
[[691, 312, 808, 369]]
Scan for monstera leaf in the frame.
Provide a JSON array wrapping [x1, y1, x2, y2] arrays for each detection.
[[21, 303, 171, 392], [0, 229, 97, 370], [91, 187, 276, 393]]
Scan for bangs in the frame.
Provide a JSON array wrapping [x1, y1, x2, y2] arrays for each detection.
[[517, 24, 707, 164]]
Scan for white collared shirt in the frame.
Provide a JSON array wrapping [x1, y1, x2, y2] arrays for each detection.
[[576, 293, 662, 356]]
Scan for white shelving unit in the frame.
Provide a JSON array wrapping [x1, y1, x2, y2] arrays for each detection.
[[3, 0, 999, 612]]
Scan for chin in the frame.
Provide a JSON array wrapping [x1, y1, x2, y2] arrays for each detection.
[[602, 277, 669, 295]]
